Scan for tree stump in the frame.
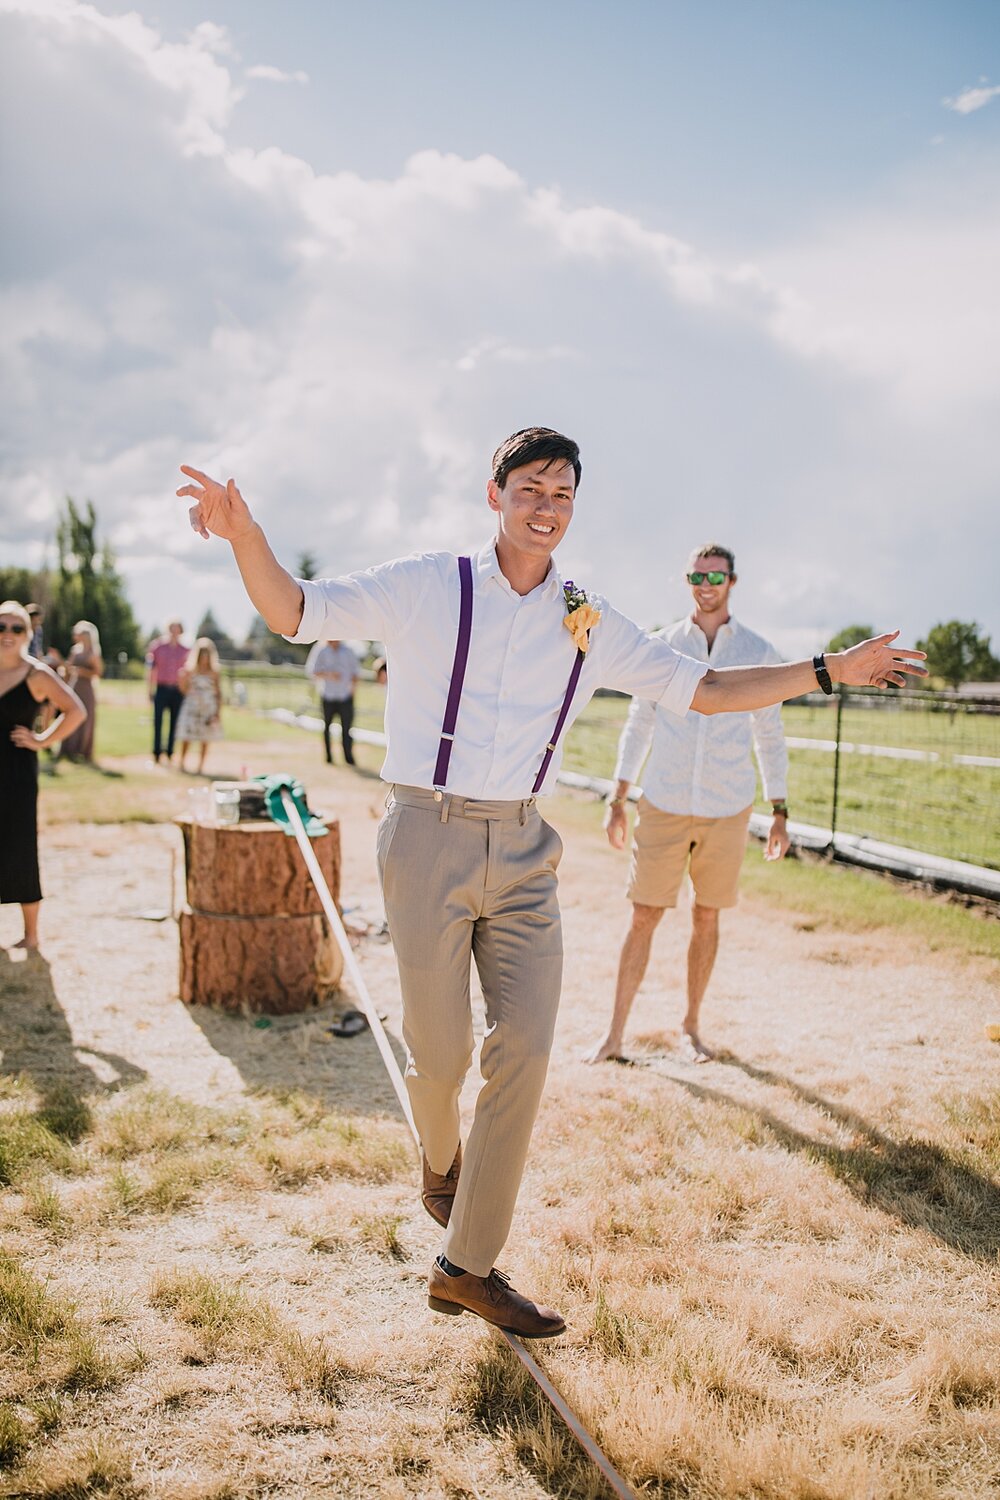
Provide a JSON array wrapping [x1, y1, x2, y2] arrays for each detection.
[[176, 818, 344, 1013]]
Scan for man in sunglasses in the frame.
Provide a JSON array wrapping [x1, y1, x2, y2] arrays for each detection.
[[586, 543, 790, 1066]]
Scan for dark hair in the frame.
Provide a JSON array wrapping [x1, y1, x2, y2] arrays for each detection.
[[491, 427, 581, 492], [690, 542, 736, 575]]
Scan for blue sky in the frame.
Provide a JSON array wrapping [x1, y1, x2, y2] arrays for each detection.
[[2, 0, 998, 652]]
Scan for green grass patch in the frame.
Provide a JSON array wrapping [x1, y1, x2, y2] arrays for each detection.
[[0, 1114, 74, 1188], [0, 1253, 121, 1398]]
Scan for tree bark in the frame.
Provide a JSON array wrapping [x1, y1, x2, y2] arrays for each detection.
[[178, 911, 343, 1013], [176, 817, 344, 1012], [178, 817, 340, 916]]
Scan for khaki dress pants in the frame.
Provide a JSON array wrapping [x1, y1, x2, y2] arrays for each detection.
[[376, 785, 564, 1277]]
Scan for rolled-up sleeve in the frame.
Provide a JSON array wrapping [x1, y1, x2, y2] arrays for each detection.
[[596, 605, 709, 718], [614, 695, 656, 783], [283, 554, 433, 646], [750, 646, 788, 800]]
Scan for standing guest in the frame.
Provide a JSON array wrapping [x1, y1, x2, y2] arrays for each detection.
[[586, 545, 790, 1067], [61, 621, 103, 762], [176, 638, 223, 775], [177, 429, 925, 1337], [146, 620, 187, 764], [0, 601, 86, 952], [26, 605, 45, 660], [305, 638, 359, 766]]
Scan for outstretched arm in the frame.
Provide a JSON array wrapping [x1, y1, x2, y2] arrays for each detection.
[[177, 467, 304, 636], [691, 632, 926, 715]]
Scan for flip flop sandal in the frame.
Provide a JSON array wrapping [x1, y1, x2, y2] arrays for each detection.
[[328, 1008, 369, 1038]]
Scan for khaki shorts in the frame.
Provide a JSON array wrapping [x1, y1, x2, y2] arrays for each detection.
[[626, 798, 752, 910]]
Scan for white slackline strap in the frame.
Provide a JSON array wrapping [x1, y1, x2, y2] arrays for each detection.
[[279, 789, 416, 1139], [279, 788, 638, 1500]]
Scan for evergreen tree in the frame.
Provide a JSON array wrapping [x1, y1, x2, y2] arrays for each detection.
[[244, 613, 308, 665], [47, 497, 141, 663], [195, 608, 236, 655]]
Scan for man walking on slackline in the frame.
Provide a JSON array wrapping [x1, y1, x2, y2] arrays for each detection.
[[178, 428, 925, 1337]]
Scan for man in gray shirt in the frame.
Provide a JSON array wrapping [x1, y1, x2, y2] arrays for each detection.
[[305, 638, 359, 766]]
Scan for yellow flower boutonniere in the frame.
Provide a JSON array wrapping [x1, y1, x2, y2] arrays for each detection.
[[562, 580, 602, 654]]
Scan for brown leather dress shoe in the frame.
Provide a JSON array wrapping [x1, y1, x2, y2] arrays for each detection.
[[427, 1261, 566, 1338], [421, 1145, 462, 1227]]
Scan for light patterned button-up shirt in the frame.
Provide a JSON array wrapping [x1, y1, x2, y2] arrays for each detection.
[[287, 538, 708, 800], [614, 614, 788, 817]]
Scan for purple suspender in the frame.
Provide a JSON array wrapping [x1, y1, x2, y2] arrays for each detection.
[[432, 556, 585, 798], [432, 554, 474, 792], [531, 647, 585, 794]]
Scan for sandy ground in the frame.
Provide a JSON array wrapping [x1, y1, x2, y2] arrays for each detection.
[[2, 754, 996, 1142]]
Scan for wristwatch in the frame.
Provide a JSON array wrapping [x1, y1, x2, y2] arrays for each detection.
[[813, 652, 833, 695], [771, 801, 789, 818]]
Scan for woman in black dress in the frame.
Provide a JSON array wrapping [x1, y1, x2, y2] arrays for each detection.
[[0, 601, 86, 952]]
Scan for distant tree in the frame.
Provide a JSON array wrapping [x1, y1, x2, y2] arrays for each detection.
[[244, 613, 308, 665], [0, 567, 41, 609], [195, 608, 236, 656], [296, 550, 320, 581], [827, 623, 875, 653], [47, 497, 141, 663], [915, 620, 999, 689]]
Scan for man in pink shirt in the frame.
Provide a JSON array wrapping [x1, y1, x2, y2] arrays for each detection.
[[146, 619, 188, 764]]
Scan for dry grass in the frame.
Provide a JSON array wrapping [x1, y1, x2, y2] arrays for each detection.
[[2, 776, 998, 1497]]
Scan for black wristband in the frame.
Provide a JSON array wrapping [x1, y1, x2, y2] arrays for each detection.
[[813, 653, 833, 696]]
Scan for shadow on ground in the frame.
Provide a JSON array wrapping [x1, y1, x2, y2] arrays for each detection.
[[661, 1052, 1000, 1261], [0, 947, 146, 1103], [183, 997, 409, 1122]]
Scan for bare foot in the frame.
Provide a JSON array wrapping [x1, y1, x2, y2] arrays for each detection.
[[679, 1031, 714, 1064], [12, 937, 40, 953], [582, 1036, 629, 1064]]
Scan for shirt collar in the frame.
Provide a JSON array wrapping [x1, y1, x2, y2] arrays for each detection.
[[475, 537, 563, 602], [683, 612, 738, 640]]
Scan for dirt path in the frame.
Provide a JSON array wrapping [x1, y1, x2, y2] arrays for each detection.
[[4, 754, 995, 1133]]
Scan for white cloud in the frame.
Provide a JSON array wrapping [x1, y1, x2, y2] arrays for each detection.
[[246, 63, 309, 85], [943, 83, 1000, 114], [0, 0, 997, 653]]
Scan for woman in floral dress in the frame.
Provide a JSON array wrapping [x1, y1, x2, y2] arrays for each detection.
[[176, 637, 223, 774]]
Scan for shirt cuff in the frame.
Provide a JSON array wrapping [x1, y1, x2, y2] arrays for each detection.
[[763, 778, 789, 802], [656, 653, 709, 718], [282, 579, 321, 644], [614, 745, 645, 783]]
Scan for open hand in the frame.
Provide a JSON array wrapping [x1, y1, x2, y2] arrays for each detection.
[[833, 631, 927, 690], [604, 802, 628, 850], [177, 466, 256, 542]]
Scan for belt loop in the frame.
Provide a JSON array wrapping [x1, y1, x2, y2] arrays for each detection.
[[519, 800, 527, 826], [440, 795, 451, 824]]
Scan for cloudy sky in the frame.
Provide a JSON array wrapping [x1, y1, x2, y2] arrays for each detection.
[[1, 0, 998, 654]]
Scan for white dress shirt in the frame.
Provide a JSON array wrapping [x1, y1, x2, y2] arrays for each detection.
[[305, 642, 359, 700], [287, 539, 708, 799], [614, 614, 788, 817]]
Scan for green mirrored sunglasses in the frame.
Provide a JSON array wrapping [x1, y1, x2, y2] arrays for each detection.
[[687, 570, 729, 586]]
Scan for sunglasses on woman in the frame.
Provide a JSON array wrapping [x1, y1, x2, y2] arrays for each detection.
[[687, 571, 729, 586], [0, 623, 27, 635]]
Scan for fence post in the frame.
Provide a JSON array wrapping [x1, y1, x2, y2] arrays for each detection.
[[829, 686, 845, 849]]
